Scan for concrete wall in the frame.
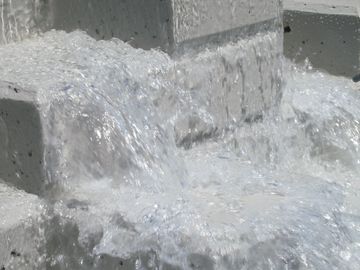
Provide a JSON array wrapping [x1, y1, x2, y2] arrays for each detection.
[[284, 0, 360, 78], [49, 0, 174, 51]]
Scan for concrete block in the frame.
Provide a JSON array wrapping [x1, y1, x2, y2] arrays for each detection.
[[0, 183, 45, 269], [50, 0, 281, 54], [0, 82, 45, 195], [1, 0, 281, 54], [284, 0, 360, 77]]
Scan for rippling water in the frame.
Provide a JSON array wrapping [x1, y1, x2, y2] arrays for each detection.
[[0, 31, 359, 269]]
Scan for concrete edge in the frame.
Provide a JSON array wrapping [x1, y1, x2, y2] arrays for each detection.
[[284, 0, 360, 16], [172, 18, 281, 57]]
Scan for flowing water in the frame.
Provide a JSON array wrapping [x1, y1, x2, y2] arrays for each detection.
[[0, 29, 359, 270]]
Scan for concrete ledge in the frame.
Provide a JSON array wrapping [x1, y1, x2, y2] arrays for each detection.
[[284, 0, 360, 16], [284, 0, 360, 77]]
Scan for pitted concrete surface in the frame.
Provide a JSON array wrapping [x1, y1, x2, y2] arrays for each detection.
[[284, 0, 360, 16], [0, 82, 45, 195], [49, 0, 174, 52], [284, 0, 360, 78]]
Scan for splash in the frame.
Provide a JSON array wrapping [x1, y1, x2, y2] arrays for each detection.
[[0, 30, 359, 269]]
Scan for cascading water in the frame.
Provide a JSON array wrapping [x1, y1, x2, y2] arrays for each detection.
[[0, 0, 47, 44], [0, 13, 359, 270]]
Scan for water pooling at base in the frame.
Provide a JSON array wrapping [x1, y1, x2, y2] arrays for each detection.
[[0, 31, 359, 269]]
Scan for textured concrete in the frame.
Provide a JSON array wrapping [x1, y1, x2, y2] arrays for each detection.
[[284, 0, 360, 77], [48, 0, 173, 51], [0, 81, 45, 195], [284, 0, 359, 16]]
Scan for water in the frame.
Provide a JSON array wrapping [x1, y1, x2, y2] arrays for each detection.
[[0, 0, 47, 44], [0, 31, 359, 269]]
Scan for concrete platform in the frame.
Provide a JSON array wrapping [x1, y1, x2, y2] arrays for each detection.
[[284, 0, 360, 78]]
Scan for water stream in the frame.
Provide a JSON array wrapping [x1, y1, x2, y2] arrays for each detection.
[[0, 28, 359, 269]]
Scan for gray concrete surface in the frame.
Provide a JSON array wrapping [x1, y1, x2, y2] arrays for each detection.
[[0, 81, 45, 195], [48, 0, 174, 52], [284, 0, 360, 78], [284, 0, 360, 16]]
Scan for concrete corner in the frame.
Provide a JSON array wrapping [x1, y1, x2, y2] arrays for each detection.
[[0, 81, 45, 195]]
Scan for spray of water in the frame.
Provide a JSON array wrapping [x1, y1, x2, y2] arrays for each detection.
[[0, 29, 359, 269]]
